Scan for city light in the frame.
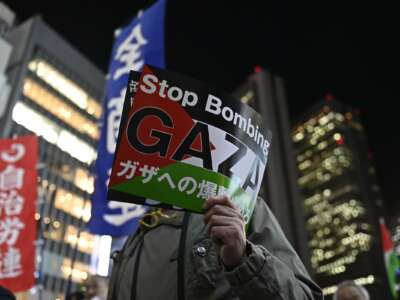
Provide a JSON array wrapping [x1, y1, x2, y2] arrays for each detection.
[[94, 235, 112, 277], [54, 188, 91, 222], [23, 78, 99, 139], [28, 59, 102, 118], [12, 102, 97, 164]]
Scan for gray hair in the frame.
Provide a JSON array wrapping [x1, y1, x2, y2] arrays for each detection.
[[333, 281, 370, 300]]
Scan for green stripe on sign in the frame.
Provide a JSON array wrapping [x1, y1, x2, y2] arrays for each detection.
[[110, 161, 253, 217]]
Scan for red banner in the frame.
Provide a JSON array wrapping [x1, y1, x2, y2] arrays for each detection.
[[0, 135, 38, 292]]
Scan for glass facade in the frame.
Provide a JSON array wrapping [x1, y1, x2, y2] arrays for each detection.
[[5, 46, 103, 297], [292, 100, 387, 298]]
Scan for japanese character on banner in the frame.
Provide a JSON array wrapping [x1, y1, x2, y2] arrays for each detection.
[[129, 79, 139, 94], [0, 247, 22, 279], [0, 217, 24, 245], [106, 88, 126, 154], [197, 180, 217, 200], [0, 190, 24, 217], [217, 185, 228, 197], [157, 173, 176, 189], [0, 165, 25, 191], [117, 160, 139, 179], [177, 177, 197, 195], [0, 143, 26, 163], [139, 165, 159, 183], [103, 201, 147, 227], [113, 23, 148, 80], [0, 135, 38, 291]]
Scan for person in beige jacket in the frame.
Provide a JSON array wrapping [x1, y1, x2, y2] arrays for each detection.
[[107, 196, 323, 300]]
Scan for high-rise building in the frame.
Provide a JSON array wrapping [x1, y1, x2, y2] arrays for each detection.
[[292, 97, 389, 299], [1, 16, 105, 298], [0, 2, 14, 118], [233, 68, 310, 268]]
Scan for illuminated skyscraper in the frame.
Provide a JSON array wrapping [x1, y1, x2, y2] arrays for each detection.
[[292, 97, 389, 299], [1, 16, 104, 298]]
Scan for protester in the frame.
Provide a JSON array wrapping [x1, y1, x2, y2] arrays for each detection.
[[66, 291, 85, 300], [333, 281, 370, 300], [84, 275, 108, 300], [107, 195, 323, 299]]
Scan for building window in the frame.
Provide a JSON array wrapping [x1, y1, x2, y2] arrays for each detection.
[[28, 59, 102, 119], [61, 257, 90, 282], [64, 225, 95, 254], [23, 78, 99, 140], [74, 168, 95, 194], [12, 102, 97, 164], [54, 188, 91, 222]]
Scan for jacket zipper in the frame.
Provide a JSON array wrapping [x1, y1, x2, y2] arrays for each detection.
[[178, 213, 190, 300], [130, 234, 145, 300]]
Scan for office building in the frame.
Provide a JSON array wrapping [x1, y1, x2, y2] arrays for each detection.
[[1, 15, 104, 299], [292, 97, 389, 299], [233, 68, 310, 268]]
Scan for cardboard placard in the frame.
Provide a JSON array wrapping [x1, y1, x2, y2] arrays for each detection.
[[108, 65, 271, 223]]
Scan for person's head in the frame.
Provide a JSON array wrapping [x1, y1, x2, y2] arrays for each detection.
[[65, 291, 85, 300], [84, 275, 108, 299], [0, 285, 16, 300], [84, 276, 99, 298], [333, 281, 370, 300]]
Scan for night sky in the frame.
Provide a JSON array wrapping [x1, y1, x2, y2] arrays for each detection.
[[4, 1, 399, 221]]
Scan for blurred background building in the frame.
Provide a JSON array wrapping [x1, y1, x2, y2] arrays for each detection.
[[233, 68, 311, 269], [0, 2, 14, 119], [292, 98, 389, 299], [0, 9, 105, 299]]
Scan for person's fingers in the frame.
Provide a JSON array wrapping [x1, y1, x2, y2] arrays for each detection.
[[205, 215, 237, 231], [203, 195, 236, 211], [203, 204, 241, 224], [209, 224, 242, 246]]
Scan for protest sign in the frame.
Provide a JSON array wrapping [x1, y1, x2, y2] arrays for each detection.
[[90, 71, 146, 236], [89, 0, 166, 236], [108, 65, 271, 223], [0, 135, 38, 292]]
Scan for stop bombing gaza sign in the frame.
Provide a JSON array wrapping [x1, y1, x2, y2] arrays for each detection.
[[108, 65, 271, 223]]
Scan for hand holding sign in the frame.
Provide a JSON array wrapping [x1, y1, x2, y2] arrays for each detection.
[[203, 196, 246, 269]]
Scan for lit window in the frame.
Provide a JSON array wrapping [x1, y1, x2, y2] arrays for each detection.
[[43, 220, 64, 241], [319, 115, 329, 126], [28, 59, 102, 118], [299, 159, 312, 171], [317, 141, 328, 150], [293, 132, 304, 142], [23, 78, 99, 139], [333, 133, 342, 141], [12, 102, 97, 164], [57, 130, 96, 165], [335, 113, 344, 122], [326, 122, 334, 131], [61, 257, 90, 282], [54, 188, 91, 221], [74, 168, 95, 193], [240, 91, 254, 104], [64, 225, 95, 254]]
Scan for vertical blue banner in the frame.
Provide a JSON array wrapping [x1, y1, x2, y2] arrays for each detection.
[[89, 0, 166, 236]]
